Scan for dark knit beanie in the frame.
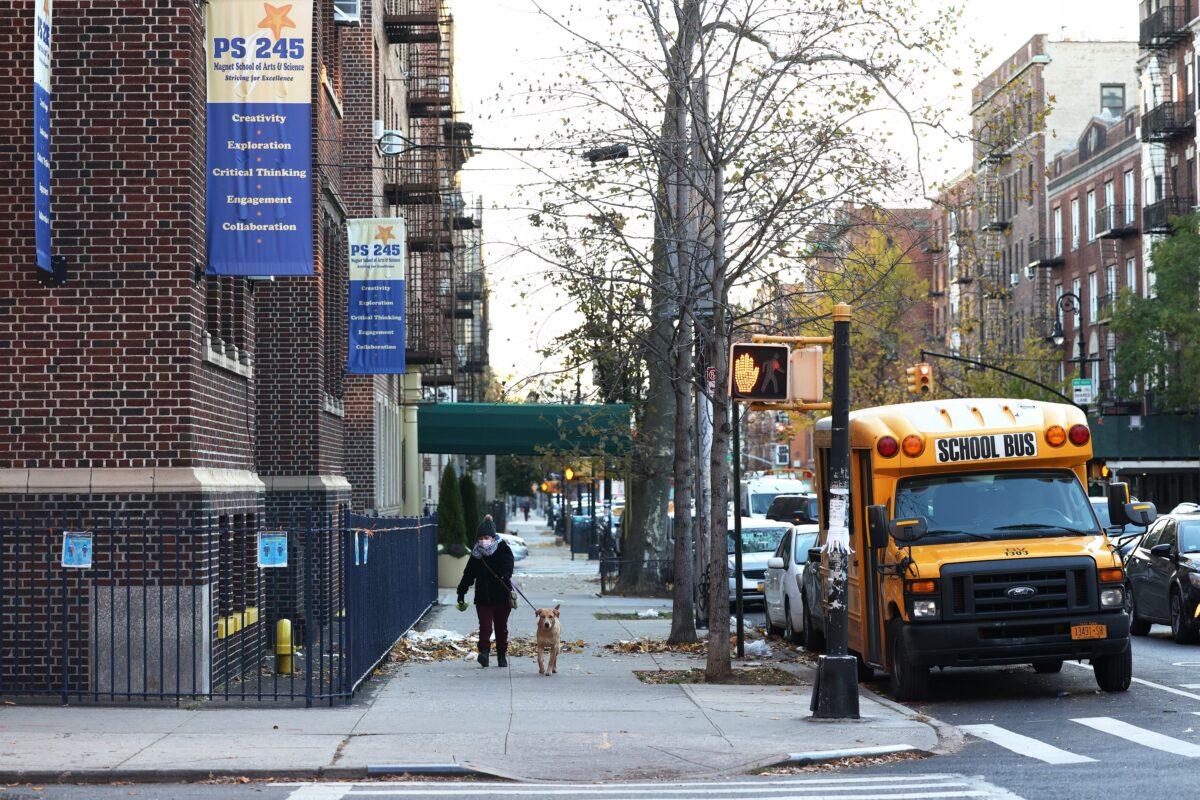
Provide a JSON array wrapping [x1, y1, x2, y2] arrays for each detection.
[[476, 515, 496, 539]]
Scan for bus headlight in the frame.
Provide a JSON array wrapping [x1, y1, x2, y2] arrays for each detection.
[[912, 599, 938, 619], [1100, 587, 1125, 609]]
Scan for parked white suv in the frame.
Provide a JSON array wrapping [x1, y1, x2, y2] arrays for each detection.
[[763, 524, 820, 643]]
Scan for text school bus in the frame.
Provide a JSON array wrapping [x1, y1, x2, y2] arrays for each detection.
[[803, 398, 1156, 700]]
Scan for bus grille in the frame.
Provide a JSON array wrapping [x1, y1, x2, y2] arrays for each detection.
[[942, 557, 1097, 620]]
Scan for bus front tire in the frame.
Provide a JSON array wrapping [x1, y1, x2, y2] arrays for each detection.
[[888, 620, 930, 702], [1093, 642, 1132, 693]]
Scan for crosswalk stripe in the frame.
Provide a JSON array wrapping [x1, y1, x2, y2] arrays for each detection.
[[346, 785, 979, 797], [961, 723, 1095, 764], [1072, 716, 1200, 757], [287, 786, 352, 800], [347, 793, 1005, 800], [314, 775, 1024, 800], [1064, 661, 1200, 701]]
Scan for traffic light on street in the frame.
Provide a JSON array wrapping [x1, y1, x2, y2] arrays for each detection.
[[728, 343, 790, 402], [906, 362, 934, 395]]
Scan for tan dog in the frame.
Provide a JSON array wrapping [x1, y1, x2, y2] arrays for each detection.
[[534, 605, 561, 676]]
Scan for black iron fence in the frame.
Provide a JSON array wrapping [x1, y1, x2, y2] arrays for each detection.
[[0, 511, 436, 705]]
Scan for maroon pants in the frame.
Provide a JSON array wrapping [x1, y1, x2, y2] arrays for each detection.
[[476, 603, 512, 653]]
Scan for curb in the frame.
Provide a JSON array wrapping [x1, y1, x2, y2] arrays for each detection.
[[858, 684, 965, 756], [775, 743, 925, 767], [0, 762, 517, 786]]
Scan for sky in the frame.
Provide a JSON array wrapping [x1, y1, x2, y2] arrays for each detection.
[[452, 0, 1138, 394]]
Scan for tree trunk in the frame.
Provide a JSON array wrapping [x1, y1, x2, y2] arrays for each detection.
[[706, 306, 732, 680], [669, 320, 697, 643]]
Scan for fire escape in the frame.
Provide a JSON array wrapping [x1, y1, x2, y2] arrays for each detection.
[[453, 195, 488, 402], [382, 0, 476, 396]]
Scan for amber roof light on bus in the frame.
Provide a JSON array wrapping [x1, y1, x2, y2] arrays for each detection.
[[901, 435, 925, 458], [877, 436, 899, 458], [1068, 424, 1090, 446], [1045, 425, 1067, 447]]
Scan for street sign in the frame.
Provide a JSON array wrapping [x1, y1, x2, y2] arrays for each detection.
[[61, 531, 93, 569], [774, 444, 790, 465], [1072, 378, 1094, 405], [729, 343, 789, 402]]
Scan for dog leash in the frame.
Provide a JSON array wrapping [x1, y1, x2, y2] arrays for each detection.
[[478, 554, 537, 612]]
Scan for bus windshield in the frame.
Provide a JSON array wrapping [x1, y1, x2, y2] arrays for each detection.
[[894, 469, 1100, 544]]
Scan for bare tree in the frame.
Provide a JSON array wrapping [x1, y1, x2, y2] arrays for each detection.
[[517, 0, 959, 675]]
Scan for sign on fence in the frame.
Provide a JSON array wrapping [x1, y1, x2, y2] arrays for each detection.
[[61, 531, 92, 569], [257, 531, 288, 568]]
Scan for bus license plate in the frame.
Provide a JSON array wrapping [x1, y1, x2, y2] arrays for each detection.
[[1071, 623, 1106, 640]]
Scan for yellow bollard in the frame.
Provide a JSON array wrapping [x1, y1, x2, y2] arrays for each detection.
[[275, 618, 295, 675]]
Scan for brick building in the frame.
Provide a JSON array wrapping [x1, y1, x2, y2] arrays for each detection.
[[966, 35, 1137, 357], [1046, 109, 1144, 410], [0, 0, 486, 693], [1137, 1, 1196, 288]]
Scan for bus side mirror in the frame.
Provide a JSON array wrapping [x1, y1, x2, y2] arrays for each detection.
[[867, 505, 889, 549], [1123, 501, 1157, 527], [889, 516, 928, 544], [1108, 482, 1157, 527]]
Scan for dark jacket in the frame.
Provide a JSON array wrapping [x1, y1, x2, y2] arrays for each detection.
[[457, 540, 514, 606]]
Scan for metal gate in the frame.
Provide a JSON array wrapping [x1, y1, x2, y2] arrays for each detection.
[[0, 511, 436, 705]]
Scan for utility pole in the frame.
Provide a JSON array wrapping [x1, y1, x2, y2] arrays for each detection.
[[811, 304, 860, 719]]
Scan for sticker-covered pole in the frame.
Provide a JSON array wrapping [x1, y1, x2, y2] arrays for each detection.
[[812, 303, 860, 719]]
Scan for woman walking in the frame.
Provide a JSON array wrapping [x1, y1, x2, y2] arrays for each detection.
[[456, 515, 515, 668]]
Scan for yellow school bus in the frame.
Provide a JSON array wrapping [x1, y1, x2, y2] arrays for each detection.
[[804, 398, 1157, 700]]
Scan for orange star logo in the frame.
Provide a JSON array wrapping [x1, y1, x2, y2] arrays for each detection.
[[257, 2, 296, 41], [374, 226, 397, 245]]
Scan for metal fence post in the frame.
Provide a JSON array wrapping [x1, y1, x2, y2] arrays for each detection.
[[304, 509, 314, 709]]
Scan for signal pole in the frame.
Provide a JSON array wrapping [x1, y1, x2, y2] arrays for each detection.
[[810, 303, 860, 719]]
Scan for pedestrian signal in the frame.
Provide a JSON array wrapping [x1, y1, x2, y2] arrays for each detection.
[[729, 343, 790, 402], [906, 362, 934, 395]]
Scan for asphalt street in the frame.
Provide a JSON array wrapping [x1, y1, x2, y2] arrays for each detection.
[[849, 623, 1200, 798]]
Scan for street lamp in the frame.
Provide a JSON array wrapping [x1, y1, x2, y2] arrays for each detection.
[[1048, 292, 1087, 380]]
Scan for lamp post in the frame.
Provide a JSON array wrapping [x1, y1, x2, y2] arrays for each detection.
[[1049, 291, 1087, 381]]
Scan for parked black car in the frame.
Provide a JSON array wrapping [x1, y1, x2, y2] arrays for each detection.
[[765, 494, 819, 526], [1126, 512, 1200, 643]]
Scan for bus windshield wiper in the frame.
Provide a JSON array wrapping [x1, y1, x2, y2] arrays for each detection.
[[925, 529, 992, 541], [993, 524, 1094, 536]]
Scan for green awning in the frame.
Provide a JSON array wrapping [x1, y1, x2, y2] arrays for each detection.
[[418, 403, 632, 456]]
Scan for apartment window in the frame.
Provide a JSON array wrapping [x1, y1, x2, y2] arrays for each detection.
[[1028, 165, 1035, 206], [1086, 190, 1096, 241], [1126, 256, 1136, 294], [1053, 206, 1063, 254], [1146, 260, 1156, 298], [1124, 169, 1135, 214], [1101, 84, 1125, 118], [1106, 264, 1116, 297], [1189, 58, 1196, 106], [1071, 197, 1080, 249], [1088, 272, 1098, 321]]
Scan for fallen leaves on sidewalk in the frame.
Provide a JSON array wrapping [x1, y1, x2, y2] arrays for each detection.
[[634, 667, 804, 685], [389, 629, 588, 663], [602, 637, 707, 655]]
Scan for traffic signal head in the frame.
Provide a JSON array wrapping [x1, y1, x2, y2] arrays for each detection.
[[905, 362, 934, 396], [729, 343, 790, 402], [564, 468, 574, 481]]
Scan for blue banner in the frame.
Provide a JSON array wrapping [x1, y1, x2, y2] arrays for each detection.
[[347, 218, 407, 374], [34, 0, 52, 271], [205, 0, 313, 276]]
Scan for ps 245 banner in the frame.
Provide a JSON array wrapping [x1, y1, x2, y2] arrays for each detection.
[[205, 0, 313, 276], [348, 219, 407, 375]]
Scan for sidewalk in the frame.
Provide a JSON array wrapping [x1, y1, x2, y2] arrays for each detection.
[[0, 517, 949, 783]]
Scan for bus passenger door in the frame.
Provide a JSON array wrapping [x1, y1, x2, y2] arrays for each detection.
[[846, 449, 868, 659], [858, 451, 885, 667]]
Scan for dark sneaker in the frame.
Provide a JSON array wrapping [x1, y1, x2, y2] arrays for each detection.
[[496, 652, 508, 668], [477, 650, 489, 668]]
